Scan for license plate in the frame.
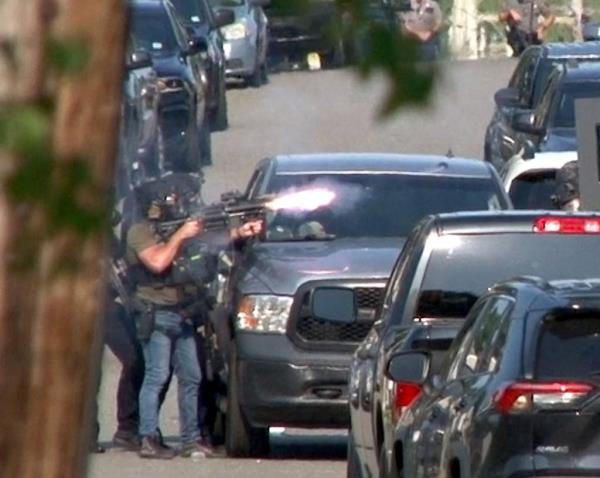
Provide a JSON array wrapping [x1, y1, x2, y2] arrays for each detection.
[[307, 52, 322, 71], [223, 42, 232, 58]]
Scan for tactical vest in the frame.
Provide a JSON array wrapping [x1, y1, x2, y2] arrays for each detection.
[[127, 222, 218, 290]]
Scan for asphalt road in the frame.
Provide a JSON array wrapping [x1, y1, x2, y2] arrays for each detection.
[[90, 58, 515, 478]]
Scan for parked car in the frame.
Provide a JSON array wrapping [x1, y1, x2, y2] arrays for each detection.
[[512, 62, 600, 156], [210, 0, 269, 87], [264, 0, 345, 68], [168, 0, 234, 131], [391, 274, 600, 478], [484, 41, 600, 170], [117, 48, 161, 197], [500, 149, 576, 209], [213, 153, 510, 458], [130, 0, 213, 170], [348, 211, 600, 478]]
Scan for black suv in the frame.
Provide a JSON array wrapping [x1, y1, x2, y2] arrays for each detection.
[[117, 49, 161, 196], [130, 0, 213, 171], [348, 211, 600, 478], [215, 153, 509, 457], [484, 41, 600, 170], [512, 62, 600, 154], [168, 0, 234, 131], [391, 275, 600, 478]]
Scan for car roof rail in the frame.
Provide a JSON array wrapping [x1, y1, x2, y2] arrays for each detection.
[[505, 275, 551, 289]]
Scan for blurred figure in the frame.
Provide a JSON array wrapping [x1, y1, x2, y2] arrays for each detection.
[[552, 160, 581, 211], [499, 0, 555, 56], [402, 0, 444, 60]]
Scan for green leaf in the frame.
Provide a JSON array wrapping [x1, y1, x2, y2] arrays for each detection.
[[47, 36, 91, 76]]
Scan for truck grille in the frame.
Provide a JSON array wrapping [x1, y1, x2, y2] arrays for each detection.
[[293, 286, 384, 345], [355, 287, 384, 310], [296, 317, 373, 343]]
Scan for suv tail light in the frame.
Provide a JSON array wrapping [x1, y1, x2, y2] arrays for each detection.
[[495, 381, 594, 414], [391, 382, 422, 421], [534, 217, 600, 234]]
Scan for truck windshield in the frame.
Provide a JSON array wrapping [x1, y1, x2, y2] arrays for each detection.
[[415, 234, 600, 320], [264, 173, 505, 241], [131, 10, 179, 56]]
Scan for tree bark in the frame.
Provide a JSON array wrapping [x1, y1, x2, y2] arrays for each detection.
[[0, 1, 126, 477]]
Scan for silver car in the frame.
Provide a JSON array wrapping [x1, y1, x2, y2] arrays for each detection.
[[210, 0, 269, 87]]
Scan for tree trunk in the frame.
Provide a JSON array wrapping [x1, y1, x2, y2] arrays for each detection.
[[0, 0, 126, 476]]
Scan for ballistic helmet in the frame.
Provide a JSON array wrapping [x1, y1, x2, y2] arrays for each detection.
[[134, 173, 202, 221], [552, 161, 579, 209]]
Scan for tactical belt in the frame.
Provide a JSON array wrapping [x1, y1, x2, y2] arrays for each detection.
[[152, 303, 182, 314]]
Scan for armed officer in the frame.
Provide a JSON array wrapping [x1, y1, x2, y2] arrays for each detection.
[[401, 0, 444, 60], [127, 174, 262, 459], [499, 0, 555, 56]]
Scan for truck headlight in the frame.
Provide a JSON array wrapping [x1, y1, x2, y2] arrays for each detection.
[[222, 21, 248, 41], [236, 295, 293, 334]]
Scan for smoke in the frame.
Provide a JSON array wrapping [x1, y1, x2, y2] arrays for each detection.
[[269, 177, 367, 217]]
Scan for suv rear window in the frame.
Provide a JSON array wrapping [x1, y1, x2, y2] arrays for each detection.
[[265, 173, 505, 240], [509, 171, 558, 209], [415, 234, 600, 320], [536, 316, 600, 379]]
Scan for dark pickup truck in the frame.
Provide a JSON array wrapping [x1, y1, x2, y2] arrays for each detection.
[[216, 153, 510, 457]]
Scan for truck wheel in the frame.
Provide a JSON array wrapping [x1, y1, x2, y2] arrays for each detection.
[[346, 433, 363, 478], [225, 346, 270, 457]]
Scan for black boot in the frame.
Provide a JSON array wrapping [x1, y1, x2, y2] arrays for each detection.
[[139, 436, 176, 459], [113, 430, 142, 451]]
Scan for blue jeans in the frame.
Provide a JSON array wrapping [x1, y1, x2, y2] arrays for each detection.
[[139, 310, 201, 444]]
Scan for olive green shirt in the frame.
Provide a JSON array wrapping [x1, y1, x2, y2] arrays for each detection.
[[127, 221, 180, 306]]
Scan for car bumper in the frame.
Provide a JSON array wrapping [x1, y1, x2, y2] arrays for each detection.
[[235, 332, 352, 428], [268, 34, 331, 58], [223, 38, 257, 77]]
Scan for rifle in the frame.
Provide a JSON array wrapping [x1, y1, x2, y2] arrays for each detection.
[[108, 256, 149, 316], [155, 194, 271, 238]]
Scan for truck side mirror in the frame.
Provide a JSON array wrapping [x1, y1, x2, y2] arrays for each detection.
[[126, 50, 152, 70], [214, 8, 235, 28], [512, 110, 542, 136], [311, 287, 356, 324]]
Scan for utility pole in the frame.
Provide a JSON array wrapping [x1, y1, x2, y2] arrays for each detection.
[[0, 0, 126, 476], [450, 0, 480, 58]]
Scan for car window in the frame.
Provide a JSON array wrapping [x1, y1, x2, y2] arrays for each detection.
[[509, 49, 535, 90], [509, 170, 558, 209], [381, 220, 427, 314], [536, 315, 600, 379], [245, 166, 267, 198], [170, 0, 208, 24], [448, 297, 513, 380], [408, 233, 600, 324], [131, 9, 180, 55], [518, 51, 540, 106], [533, 74, 560, 129], [444, 299, 488, 381]]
